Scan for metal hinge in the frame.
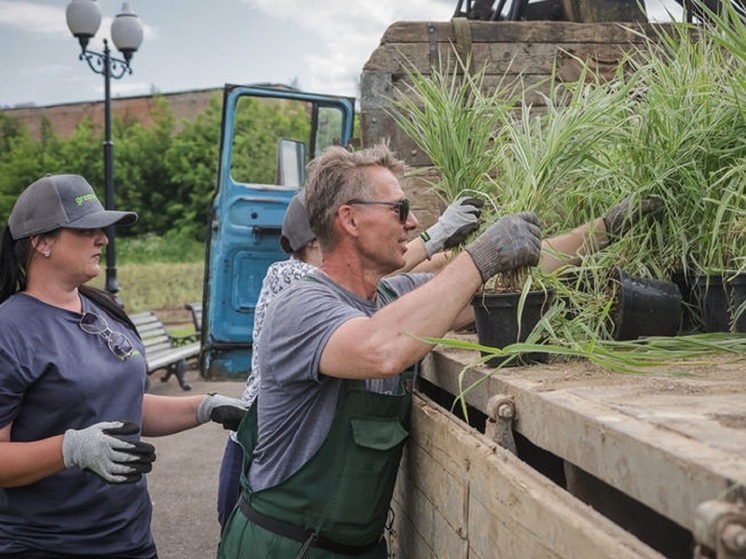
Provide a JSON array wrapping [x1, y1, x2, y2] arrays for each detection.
[[485, 394, 517, 455], [694, 498, 746, 559]]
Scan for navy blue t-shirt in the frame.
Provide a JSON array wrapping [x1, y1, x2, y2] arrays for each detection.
[[0, 293, 155, 557]]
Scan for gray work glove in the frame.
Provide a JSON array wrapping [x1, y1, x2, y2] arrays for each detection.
[[464, 212, 542, 282], [603, 195, 664, 239], [420, 197, 485, 258], [197, 393, 248, 431], [62, 421, 156, 484]]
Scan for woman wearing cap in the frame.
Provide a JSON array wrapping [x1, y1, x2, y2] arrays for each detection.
[[0, 174, 248, 558]]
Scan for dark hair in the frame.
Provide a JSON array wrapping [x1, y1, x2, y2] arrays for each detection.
[[0, 225, 138, 336], [279, 234, 294, 255], [79, 284, 139, 336], [0, 226, 29, 303]]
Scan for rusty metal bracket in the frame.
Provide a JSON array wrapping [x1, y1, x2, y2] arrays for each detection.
[[485, 394, 517, 455], [427, 22, 438, 69], [451, 17, 473, 73], [693, 499, 746, 559]]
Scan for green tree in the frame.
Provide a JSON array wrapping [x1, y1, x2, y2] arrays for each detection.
[[0, 117, 44, 226], [229, 97, 310, 184], [41, 117, 103, 185], [115, 95, 176, 237], [164, 93, 222, 241]]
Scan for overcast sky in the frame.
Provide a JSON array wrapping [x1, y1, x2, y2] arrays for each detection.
[[0, 0, 682, 109]]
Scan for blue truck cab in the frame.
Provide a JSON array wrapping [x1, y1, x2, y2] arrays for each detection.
[[200, 84, 355, 379]]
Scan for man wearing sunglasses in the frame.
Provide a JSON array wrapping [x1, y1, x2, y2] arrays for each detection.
[[218, 143, 543, 558], [216, 188, 486, 528]]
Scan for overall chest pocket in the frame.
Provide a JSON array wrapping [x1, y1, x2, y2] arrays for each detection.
[[322, 416, 410, 535], [351, 417, 409, 452]]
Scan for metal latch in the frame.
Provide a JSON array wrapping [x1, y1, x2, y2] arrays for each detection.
[[485, 394, 517, 456], [694, 499, 746, 559]]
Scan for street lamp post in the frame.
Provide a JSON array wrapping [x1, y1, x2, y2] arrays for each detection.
[[66, 0, 143, 305]]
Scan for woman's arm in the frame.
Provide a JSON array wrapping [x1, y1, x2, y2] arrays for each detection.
[[141, 394, 203, 437], [0, 423, 65, 487], [141, 393, 247, 437], [540, 218, 608, 273]]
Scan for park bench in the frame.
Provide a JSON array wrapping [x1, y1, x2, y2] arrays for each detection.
[[129, 311, 200, 391], [184, 302, 203, 336]]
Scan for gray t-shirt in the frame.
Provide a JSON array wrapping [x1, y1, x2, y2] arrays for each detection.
[[250, 270, 431, 492]]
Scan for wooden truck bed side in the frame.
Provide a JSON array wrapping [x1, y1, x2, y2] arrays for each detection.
[[395, 340, 746, 557], [390, 392, 666, 558]]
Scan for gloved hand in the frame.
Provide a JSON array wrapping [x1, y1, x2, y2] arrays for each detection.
[[62, 421, 156, 484], [464, 212, 542, 282], [420, 197, 485, 258], [197, 393, 248, 431], [603, 195, 664, 239]]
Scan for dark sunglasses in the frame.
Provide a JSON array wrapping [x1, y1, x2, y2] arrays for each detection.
[[345, 198, 410, 224], [79, 311, 135, 360]]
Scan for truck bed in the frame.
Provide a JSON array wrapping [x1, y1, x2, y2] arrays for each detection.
[[406, 336, 746, 556]]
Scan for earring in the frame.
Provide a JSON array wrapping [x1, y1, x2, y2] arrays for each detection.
[[43, 250, 51, 259]]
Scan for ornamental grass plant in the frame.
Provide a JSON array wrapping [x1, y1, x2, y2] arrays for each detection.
[[390, 55, 520, 203], [617, 14, 746, 278], [387, 0, 746, 381]]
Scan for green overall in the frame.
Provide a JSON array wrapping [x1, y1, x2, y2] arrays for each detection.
[[218, 380, 412, 558]]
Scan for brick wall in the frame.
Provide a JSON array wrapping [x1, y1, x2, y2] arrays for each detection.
[[2, 88, 221, 141]]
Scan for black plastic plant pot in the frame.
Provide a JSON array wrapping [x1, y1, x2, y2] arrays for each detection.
[[470, 289, 554, 367], [611, 268, 682, 341], [693, 273, 746, 333], [670, 270, 700, 333]]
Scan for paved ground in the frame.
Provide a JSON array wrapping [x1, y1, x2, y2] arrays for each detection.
[[145, 366, 245, 559]]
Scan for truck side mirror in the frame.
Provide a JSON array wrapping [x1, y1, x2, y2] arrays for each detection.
[[276, 138, 306, 187]]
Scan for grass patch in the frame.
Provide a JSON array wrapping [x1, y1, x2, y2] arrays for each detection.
[[89, 261, 204, 315], [91, 233, 205, 318], [116, 232, 205, 264], [87, 233, 206, 315]]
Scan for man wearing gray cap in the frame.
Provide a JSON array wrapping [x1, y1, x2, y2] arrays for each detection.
[[0, 174, 248, 558]]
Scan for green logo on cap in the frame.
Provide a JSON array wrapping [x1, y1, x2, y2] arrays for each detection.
[[75, 194, 97, 206]]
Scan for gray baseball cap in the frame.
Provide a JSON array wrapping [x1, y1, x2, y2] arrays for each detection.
[[280, 191, 315, 254], [8, 174, 138, 240]]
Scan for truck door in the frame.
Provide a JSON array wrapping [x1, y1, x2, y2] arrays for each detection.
[[201, 84, 355, 379]]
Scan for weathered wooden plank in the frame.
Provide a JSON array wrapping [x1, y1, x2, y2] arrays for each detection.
[[391, 398, 470, 559], [377, 21, 670, 45], [365, 40, 632, 77], [387, 73, 558, 107], [392, 450, 468, 558], [390, 394, 662, 558], [419, 344, 746, 534], [401, 173, 443, 230], [467, 447, 663, 559]]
